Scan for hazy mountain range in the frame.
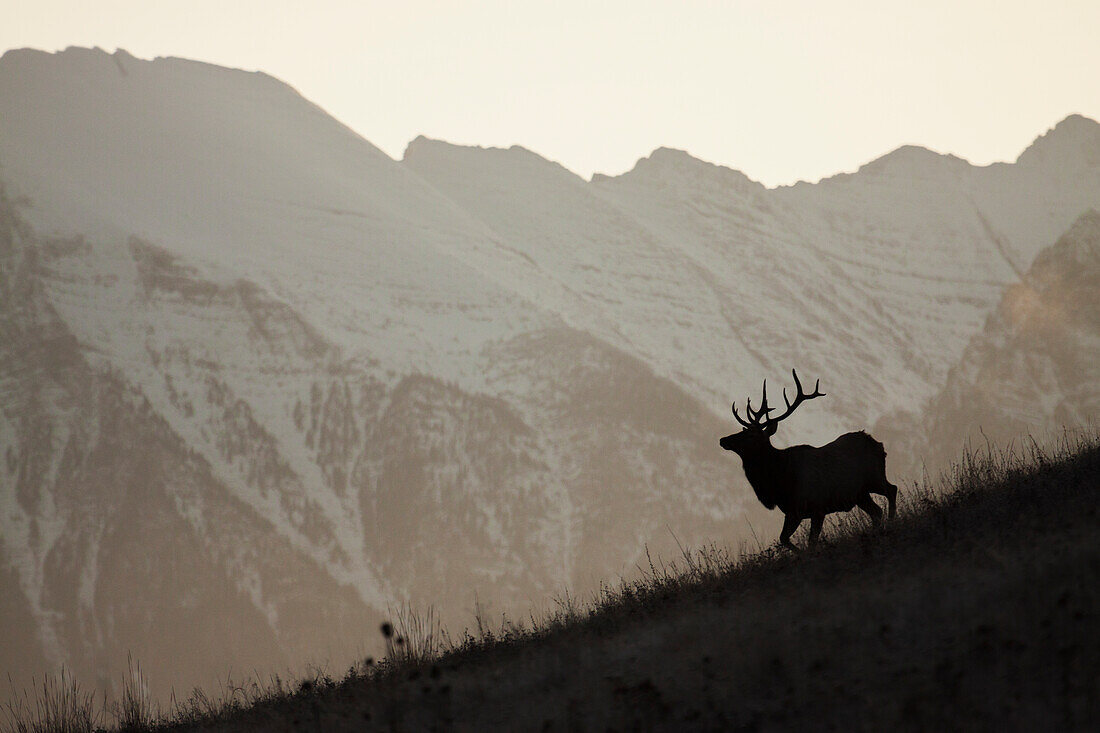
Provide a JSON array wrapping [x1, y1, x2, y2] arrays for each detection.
[[1, 46, 1097, 701]]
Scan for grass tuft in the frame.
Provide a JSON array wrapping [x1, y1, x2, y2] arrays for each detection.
[[2, 668, 102, 733]]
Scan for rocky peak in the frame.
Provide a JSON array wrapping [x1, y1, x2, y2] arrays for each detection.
[[593, 146, 762, 194], [1016, 114, 1100, 170], [853, 144, 971, 179], [402, 135, 582, 183]]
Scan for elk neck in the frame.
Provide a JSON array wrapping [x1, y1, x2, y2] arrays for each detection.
[[737, 436, 789, 510]]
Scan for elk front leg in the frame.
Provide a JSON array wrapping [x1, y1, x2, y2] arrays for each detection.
[[808, 514, 824, 546], [779, 513, 801, 549]]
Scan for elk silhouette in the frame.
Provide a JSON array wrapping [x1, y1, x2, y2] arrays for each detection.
[[720, 370, 897, 549]]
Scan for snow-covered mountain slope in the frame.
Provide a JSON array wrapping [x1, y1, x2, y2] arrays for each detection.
[[875, 210, 1100, 479], [1, 47, 779, 699], [1, 46, 1098, 701], [0, 45, 550, 386], [586, 121, 1100, 437], [0, 186, 379, 702], [405, 115, 1100, 448]]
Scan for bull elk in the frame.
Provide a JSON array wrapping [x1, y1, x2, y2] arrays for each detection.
[[720, 370, 898, 549]]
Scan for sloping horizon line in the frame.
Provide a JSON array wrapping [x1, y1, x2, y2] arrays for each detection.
[[3, 44, 1097, 191]]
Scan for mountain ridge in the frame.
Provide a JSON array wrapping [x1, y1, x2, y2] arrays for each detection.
[[6, 46, 1097, 192]]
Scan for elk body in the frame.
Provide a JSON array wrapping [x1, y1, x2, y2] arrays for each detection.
[[720, 370, 898, 549]]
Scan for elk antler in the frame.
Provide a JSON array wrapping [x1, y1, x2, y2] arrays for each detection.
[[731, 401, 755, 429], [732, 379, 775, 429], [732, 371, 822, 432], [767, 369, 825, 426]]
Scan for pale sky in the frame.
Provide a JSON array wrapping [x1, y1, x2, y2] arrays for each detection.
[[5, 0, 1099, 186]]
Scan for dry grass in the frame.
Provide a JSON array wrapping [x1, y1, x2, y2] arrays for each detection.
[[2, 669, 103, 733], [7, 429, 1099, 731]]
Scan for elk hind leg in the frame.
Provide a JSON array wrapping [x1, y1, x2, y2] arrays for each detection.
[[808, 514, 824, 546], [857, 494, 884, 528], [881, 481, 898, 519], [779, 513, 801, 550]]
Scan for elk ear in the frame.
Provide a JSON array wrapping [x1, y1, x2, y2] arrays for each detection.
[[763, 421, 778, 437]]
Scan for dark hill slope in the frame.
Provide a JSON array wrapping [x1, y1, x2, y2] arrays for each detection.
[[181, 437, 1100, 732]]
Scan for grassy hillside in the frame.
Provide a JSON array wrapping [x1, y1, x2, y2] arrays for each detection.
[[7, 432, 1098, 732]]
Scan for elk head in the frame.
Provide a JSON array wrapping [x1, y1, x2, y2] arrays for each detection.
[[719, 369, 825, 456]]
